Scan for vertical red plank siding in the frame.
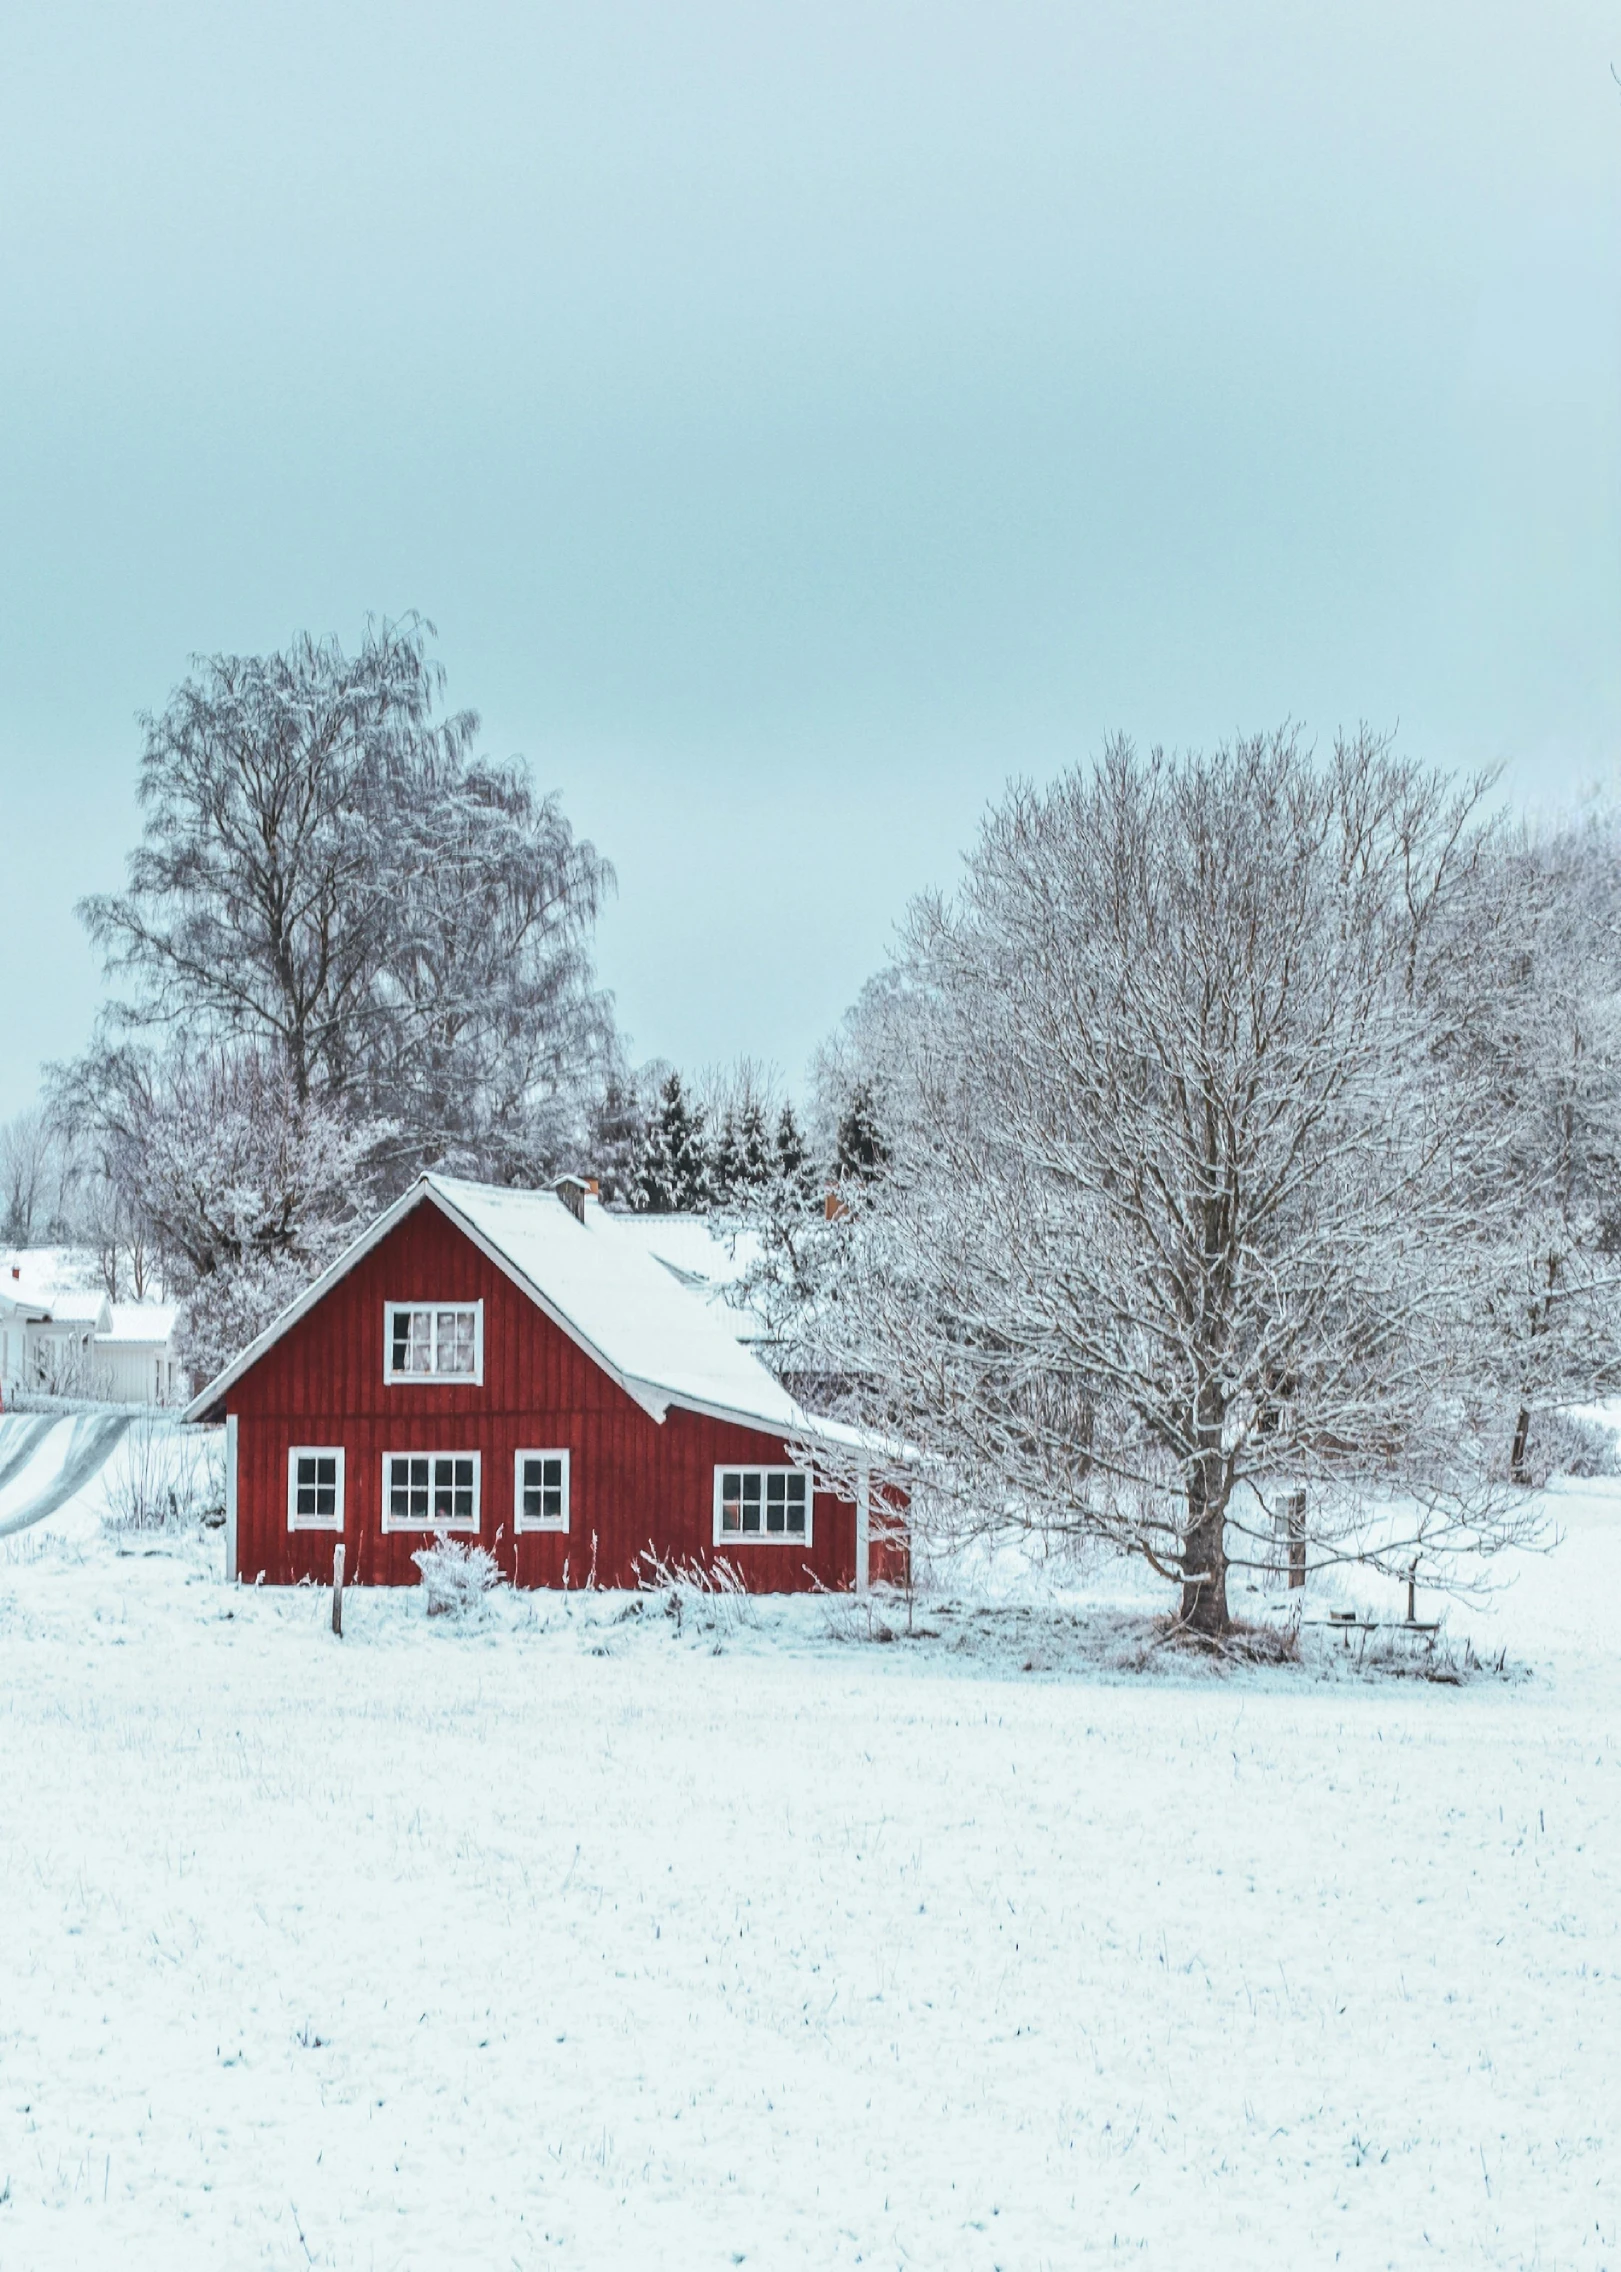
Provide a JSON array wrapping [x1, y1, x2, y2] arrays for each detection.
[[223, 1198, 890, 1591]]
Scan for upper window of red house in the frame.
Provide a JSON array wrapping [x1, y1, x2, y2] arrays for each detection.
[[385, 1302, 484, 1384]]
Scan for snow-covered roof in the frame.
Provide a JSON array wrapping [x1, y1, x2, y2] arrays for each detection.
[[37, 1291, 111, 1329], [604, 1211, 769, 1338], [186, 1176, 876, 1457], [425, 1177, 799, 1430], [0, 1252, 111, 1331], [1, 1248, 105, 1316], [100, 1303, 181, 1346]]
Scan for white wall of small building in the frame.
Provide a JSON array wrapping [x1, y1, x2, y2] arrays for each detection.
[[95, 1338, 187, 1406]]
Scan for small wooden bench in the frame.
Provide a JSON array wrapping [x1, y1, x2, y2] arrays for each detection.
[[1305, 1611, 1442, 1649]]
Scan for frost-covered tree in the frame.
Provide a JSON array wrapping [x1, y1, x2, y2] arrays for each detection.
[[585, 1067, 648, 1205], [0, 1108, 54, 1244], [75, 616, 616, 1183], [835, 1081, 888, 1185], [54, 1040, 378, 1383], [629, 1073, 711, 1212], [805, 730, 1543, 1638], [1463, 814, 1621, 1477], [773, 1102, 816, 1198]]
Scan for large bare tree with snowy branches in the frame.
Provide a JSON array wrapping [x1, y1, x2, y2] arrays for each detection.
[[804, 730, 1557, 1637]]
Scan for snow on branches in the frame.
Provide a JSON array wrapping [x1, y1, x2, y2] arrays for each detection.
[[798, 730, 1569, 1636]]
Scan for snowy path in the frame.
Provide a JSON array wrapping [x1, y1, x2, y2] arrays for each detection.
[[0, 1494, 1618, 2267], [0, 1413, 133, 1538]]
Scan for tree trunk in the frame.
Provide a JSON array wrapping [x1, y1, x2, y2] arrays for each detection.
[[1180, 1368, 1232, 1635], [1509, 1402, 1532, 1486], [1179, 1500, 1230, 1634]]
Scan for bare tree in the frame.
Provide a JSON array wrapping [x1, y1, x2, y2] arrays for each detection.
[[54, 1040, 380, 1384], [1462, 812, 1621, 1476], [0, 1108, 51, 1243], [805, 730, 1543, 1639], [75, 616, 616, 1182]]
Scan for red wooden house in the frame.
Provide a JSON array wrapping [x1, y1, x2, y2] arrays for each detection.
[[186, 1174, 893, 1593]]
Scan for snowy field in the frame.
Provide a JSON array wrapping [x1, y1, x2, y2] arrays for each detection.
[[2, 1424, 1619, 2268]]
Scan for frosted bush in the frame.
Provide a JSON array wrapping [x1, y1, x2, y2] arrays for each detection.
[[412, 1534, 505, 1618], [101, 1414, 207, 1536], [633, 1549, 756, 1637], [1522, 1409, 1620, 1483]]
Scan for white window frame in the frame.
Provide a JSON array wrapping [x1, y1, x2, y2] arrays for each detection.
[[712, 1463, 813, 1547], [287, 1445, 345, 1533], [514, 1447, 571, 1534], [380, 1450, 482, 1533], [383, 1300, 484, 1385]]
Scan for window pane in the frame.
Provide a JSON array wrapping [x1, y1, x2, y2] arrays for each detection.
[[437, 1310, 476, 1374], [390, 1313, 411, 1373], [409, 1312, 432, 1373]]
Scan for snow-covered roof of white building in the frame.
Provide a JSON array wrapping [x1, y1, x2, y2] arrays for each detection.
[[186, 1176, 874, 1455], [0, 1253, 111, 1330], [102, 1303, 181, 1346]]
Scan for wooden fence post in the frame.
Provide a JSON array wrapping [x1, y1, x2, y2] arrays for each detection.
[[332, 1542, 345, 1637]]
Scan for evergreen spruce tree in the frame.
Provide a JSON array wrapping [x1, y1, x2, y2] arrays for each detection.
[[710, 1108, 743, 1206], [774, 1102, 817, 1201], [735, 1099, 774, 1192], [586, 1071, 646, 1205], [835, 1082, 888, 1184], [630, 1072, 711, 1211]]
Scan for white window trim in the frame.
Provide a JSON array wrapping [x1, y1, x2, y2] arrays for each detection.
[[287, 1445, 346, 1534], [382, 1300, 485, 1386], [514, 1447, 571, 1534], [712, 1463, 814, 1547], [380, 1449, 483, 1533]]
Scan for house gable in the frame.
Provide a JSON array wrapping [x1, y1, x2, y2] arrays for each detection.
[[218, 1196, 649, 1432]]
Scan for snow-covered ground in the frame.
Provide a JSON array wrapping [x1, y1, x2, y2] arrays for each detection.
[[2, 1426, 1618, 2267]]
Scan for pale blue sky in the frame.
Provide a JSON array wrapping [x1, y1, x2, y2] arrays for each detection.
[[1, 0, 1617, 1120]]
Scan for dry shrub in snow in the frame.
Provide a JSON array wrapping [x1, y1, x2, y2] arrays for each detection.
[[633, 1549, 757, 1637], [101, 1414, 211, 1536], [1518, 1409, 1620, 1484], [412, 1535, 505, 1618]]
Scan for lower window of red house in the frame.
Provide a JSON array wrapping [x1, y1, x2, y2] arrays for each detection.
[[288, 1447, 344, 1532], [383, 1453, 480, 1531], [715, 1466, 809, 1543]]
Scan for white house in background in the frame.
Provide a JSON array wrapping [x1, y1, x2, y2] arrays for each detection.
[[98, 1304, 185, 1405], [0, 1251, 187, 1406]]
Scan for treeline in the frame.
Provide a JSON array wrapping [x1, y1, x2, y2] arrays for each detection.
[[18, 624, 1621, 1640]]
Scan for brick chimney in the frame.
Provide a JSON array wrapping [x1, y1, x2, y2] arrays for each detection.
[[555, 1176, 598, 1224]]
